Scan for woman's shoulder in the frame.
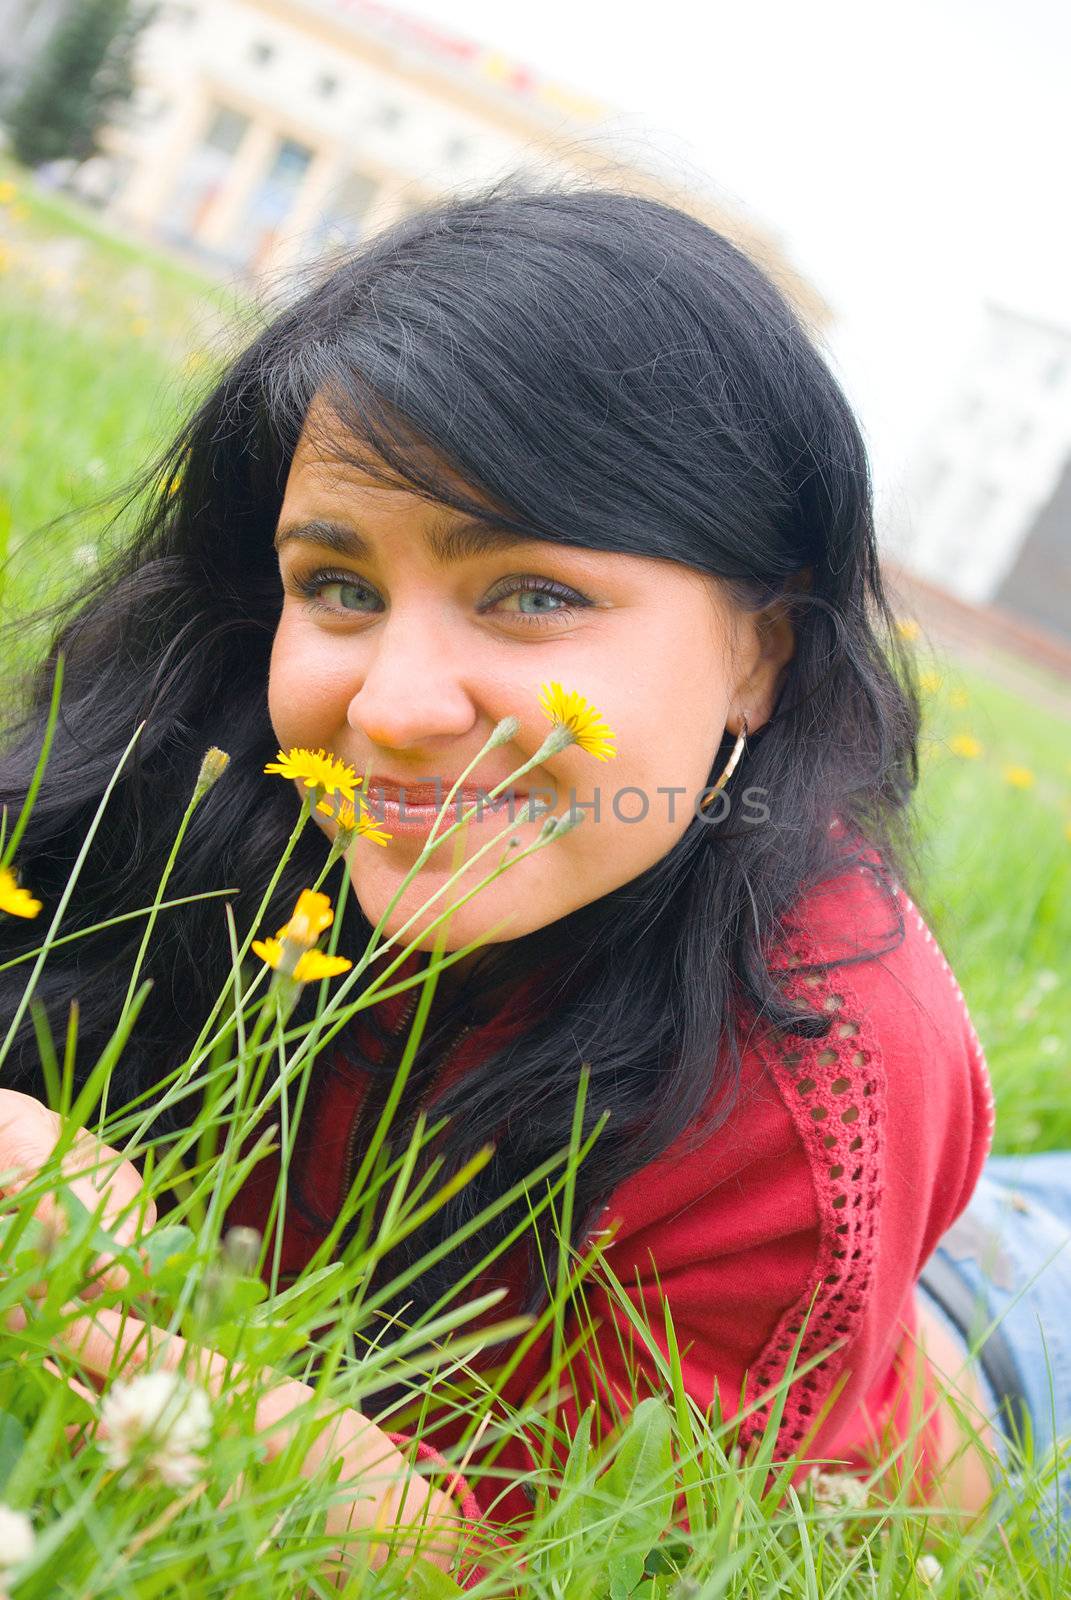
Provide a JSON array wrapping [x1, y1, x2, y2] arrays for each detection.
[[773, 849, 993, 1133], [607, 842, 994, 1249], [591, 846, 996, 1459], [747, 847, 996, 1291]]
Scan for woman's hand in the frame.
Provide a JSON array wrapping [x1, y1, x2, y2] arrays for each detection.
[[0, 1087, 156, 1296], [3, 1092, 466, 1581], [43, 1301, 464, 1585]]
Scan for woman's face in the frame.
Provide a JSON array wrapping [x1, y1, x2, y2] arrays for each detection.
[[268, 398, 795, 957]]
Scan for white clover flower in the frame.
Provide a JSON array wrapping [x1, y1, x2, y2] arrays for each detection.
[[916, 1554, 943, 1587], [811, 1469, 869, 1512], [100, 1370, 212, 1488], [0, 1503, 35, 1573]]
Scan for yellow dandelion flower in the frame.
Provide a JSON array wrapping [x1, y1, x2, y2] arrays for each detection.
[[1002, 765, 1035, 789], [292, 948, 352, 981], [918, 669, 942, 694], [0, 180, 17, 204], [894, 618, 921, 641], [277, 888, 334, 947], [253, 888, 352, 984], [315, 795, 391, 846], [130, 317, 149, 338], [949, 733, 983, 760], [264, 746, 360, 802], [0, 864, 42, 918], [354, 817, 393, 846], [317, 795, 349, 823], [251, 937, 352, 983], [948, 688, 969, 710], [538, 681, 617, 761]]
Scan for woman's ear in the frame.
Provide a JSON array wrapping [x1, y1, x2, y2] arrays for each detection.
[[730, 571, 809, 734]]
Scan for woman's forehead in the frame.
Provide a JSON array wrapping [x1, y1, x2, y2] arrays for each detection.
[[287, 396, 498, 517]]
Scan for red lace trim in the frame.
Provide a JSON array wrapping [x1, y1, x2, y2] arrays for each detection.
[[738, 919, 887, 1457], [385, 1432, 515, 1588]]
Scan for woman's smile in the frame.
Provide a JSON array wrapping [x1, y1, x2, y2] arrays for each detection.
[[362, 779, 537, 838]]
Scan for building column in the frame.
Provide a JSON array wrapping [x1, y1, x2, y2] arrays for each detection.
[[113, 89, 212, 231]]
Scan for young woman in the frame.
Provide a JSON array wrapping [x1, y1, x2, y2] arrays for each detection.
[[1, 183, 1067, 1575]]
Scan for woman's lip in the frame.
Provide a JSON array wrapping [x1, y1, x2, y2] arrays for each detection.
[[365, 779, 527, 804], [368, 791, 534, 836]]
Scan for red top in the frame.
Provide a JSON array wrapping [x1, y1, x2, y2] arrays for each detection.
[[224, 839, 994, 1557]]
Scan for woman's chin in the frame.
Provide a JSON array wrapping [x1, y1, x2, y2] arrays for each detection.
[[348, 883, 523, 957]]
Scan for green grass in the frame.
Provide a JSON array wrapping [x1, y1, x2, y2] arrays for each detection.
[[0, 153, 242, 623], [1, 162, 1070, 1597], [911, 657, 1070, 1149]]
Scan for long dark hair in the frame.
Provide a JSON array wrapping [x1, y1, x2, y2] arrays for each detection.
[[0, 179, 922, 1326]]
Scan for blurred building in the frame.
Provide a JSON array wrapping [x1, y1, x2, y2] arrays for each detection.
[[892, 302, 1071, 643], [5, 0, 826, 324]]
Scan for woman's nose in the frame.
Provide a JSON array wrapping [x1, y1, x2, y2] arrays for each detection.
[[346, 613, 477, 750]]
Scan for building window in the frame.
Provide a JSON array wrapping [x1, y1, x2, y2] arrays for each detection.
[[249, 40, 275, 66], [231, 136, 315, 274], [204, 105, 249, 155], [164, 103, 251, 244], [315, 73, 340, 99]]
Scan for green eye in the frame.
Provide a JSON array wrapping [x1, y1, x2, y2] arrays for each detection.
[[297, 571, 382, 614], [486, 575, 590, 627]]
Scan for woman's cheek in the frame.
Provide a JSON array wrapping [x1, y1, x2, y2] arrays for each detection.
[[269, 617, 340, 745]]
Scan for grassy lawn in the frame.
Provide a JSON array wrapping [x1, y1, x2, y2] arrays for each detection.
[[0, 154, 241, 620], [2, 161, 1070, 1597], [912, 656, 1070, 1149]]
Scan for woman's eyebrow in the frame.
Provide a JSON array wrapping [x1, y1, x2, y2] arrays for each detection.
[[273, 515, 541, 565]]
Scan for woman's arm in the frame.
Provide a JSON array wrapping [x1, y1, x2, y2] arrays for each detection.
[[32, 1300, 467, 1580], [2, 1092, 470, 1580]]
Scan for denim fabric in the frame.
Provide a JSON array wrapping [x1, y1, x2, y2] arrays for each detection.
[[917, 1151, 1071, 1509]]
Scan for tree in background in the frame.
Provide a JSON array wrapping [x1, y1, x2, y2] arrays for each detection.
[[5, 0, 156, 169]]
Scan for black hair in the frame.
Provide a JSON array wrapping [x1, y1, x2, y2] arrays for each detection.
[[0, 178, 922, 1334]]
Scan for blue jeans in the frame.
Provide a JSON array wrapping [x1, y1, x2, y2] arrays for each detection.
[[917, 1152, 1071, 1513]]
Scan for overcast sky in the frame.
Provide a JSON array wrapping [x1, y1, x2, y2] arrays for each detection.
[[391, 0, 1070, 511]]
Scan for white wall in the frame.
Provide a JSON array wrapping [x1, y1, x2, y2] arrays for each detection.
[[893, 304, 1071, 604]]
